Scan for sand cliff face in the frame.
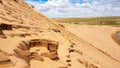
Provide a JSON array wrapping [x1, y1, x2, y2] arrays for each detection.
[[0, 0, 120, 68]]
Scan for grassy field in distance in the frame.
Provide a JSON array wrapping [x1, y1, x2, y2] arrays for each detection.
[[53, 16, 120, 26]]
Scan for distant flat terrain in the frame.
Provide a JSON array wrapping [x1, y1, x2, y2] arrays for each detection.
[[54, 16, 120, 25]]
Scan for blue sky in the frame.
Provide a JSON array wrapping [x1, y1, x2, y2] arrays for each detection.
[[25, 0, 120, 18]]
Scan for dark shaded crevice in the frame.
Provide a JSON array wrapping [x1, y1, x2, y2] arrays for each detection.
[[0, 0, 2, 4], [0, 23, 12, 39]]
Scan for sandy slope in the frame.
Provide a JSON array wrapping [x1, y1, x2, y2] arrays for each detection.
[[63, 24, 120, 68], [0, 0, 120, 68], [64, 24, 120, 58]]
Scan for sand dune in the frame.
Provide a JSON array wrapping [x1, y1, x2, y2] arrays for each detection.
[[0, 0, 120, 68]]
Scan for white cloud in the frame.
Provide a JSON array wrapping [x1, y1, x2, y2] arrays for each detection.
[[25, 0, 120, 18], [80, 3, 91, 8]]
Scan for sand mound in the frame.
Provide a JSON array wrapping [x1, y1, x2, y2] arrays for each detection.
[[15, 39, 59, 62], [0, 0, 120, 68]]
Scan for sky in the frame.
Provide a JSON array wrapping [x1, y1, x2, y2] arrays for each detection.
[[25, 0, 120, 18]]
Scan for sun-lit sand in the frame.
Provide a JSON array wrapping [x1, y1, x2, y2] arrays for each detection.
[[0, 0, 120, 68]]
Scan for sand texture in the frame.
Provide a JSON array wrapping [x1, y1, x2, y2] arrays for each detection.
[[0, 0, 120, 68]]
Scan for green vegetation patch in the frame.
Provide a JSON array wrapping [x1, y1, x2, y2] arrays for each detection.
[[54, 16, 120, 26]]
